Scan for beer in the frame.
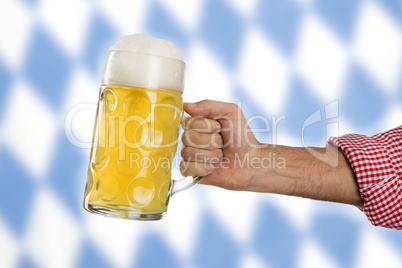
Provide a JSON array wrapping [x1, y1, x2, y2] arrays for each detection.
[[83, 34, 199, 221], [85, 85, 182, 216]]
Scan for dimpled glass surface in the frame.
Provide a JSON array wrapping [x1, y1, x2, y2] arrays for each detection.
[[85, 85, 182, 215]]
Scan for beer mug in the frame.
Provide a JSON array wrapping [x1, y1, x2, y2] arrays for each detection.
[[83, 35, 200, 220]]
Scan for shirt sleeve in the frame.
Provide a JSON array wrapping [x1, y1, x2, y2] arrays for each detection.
[[328, 125, 402, 230]]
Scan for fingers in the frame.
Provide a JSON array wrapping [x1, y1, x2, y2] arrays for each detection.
[[181, 147, 223, 163], [182, 116, 223, 150], [182, 131, 223, 150], [180, 161, 214, 177], [180, 100, 238, 178], [183, 100, 239, 119], [182, 117, 221, 133]]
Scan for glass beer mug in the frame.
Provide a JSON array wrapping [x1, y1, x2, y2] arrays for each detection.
[[83, 35, 200, 220]]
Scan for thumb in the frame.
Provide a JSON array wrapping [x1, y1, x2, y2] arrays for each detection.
[[183, 99, 238, 120]]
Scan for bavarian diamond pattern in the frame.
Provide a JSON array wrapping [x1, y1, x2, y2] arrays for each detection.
[[0, 0, 402, 267]]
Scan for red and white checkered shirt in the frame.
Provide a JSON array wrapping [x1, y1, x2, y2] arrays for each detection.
[[328, 125, 402, 229]]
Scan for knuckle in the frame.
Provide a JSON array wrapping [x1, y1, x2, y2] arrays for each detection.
[[199, 99, 211, 106]]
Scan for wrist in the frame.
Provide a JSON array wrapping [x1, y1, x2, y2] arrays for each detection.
[[245, 144, 290, 193]]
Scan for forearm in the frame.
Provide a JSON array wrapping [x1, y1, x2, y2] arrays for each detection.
[[183, 101, 401, 229], [247, 145, 364, 207]]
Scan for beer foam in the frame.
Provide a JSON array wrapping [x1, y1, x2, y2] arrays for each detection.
[[102, 34, 185, 92], [110, 34, 183, 61]]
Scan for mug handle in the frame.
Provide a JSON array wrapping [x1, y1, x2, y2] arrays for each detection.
[[170, 112, 203, 196], [171, 176, 202, 196]]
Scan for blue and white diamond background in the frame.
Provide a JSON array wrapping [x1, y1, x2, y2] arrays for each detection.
[[0, 0, 402, 267]]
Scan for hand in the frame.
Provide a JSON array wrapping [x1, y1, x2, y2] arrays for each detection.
[[180, 99, 262, 191], [180, 99, 363, 207]]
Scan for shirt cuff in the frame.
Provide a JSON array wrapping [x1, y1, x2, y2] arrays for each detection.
[[328, 128, 402, 229]]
